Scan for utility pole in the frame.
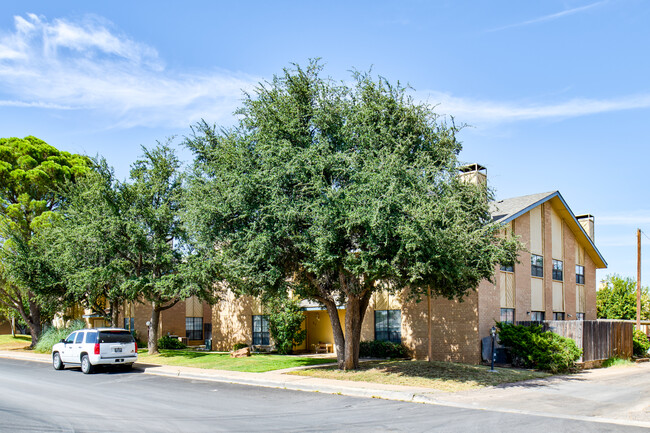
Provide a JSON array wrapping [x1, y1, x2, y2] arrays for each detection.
[[637, 228, 642, 329]]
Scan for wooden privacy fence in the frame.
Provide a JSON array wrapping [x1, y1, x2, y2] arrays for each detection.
[[515, 320, 633, 362]]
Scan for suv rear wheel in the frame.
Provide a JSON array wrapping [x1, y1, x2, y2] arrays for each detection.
[[80, 354, 94, 374], [52, 352, 63, 370]]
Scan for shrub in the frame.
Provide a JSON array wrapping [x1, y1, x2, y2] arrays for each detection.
[[34, 320, 86, 353], [633, 330, 650, 357], [266, 296, 307, 355], [157, 335, 187, 350], [232, 343, 249, 351], [359, 340, 409, 359], [496, 322, 582, 373]]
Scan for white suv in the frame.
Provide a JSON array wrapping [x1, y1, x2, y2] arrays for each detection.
[[52, 328, 138, 374]]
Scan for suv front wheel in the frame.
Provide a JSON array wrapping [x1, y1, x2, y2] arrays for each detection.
[[52, 352, 64, 370], [80, 354, 94, 374]]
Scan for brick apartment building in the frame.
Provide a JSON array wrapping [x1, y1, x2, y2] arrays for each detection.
[[114, 164, 606, 363]]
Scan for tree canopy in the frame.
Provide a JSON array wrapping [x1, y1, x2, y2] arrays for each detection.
[[42, 159, 135, 327], [597, 274, 649, 320], [185, 62, 519, 369], [120, 143, 219, 354], [0, 136, 89, 346]]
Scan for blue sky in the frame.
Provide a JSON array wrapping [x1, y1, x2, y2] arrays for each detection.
[[0, 1, 648, 284]]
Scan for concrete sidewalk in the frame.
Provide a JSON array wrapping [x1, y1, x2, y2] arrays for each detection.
[[2, 349, 650, 429]]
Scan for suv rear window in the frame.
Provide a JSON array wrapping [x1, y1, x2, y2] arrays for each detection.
[[98, 331, 135, 343]]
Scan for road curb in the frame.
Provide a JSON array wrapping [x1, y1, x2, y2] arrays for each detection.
[[137, 364, 423, 402], [4, 351, 650, 429]]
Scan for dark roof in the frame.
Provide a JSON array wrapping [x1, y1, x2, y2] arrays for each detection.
[[490, 191, 556, 225], [489, 191, 607, 269]]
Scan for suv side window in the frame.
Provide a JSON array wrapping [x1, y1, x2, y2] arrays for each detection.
[[85, 332, 97, 344], [66, 332, 77, 344], [75, 332, 84, 344]]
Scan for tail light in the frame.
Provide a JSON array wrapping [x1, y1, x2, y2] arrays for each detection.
[[134, 342, 138, 353], [94, 343, 100, 355]]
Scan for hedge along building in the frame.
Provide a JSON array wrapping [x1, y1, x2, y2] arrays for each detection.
[[210, 164, 607, 363]]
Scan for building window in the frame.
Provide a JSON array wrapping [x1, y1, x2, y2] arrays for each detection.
[[576, 313, 585, 320], [186, 317, 203, 341], [123, 317, 135, 331], [252, 315, 270, 346], [500, 308, 515, 323], [530, 311, 545, 322], [374, 310, 401, 343], [553, 312, 565, 320], [576, 265, 585, 285], [500, 264, 514, 272], [552, 260, 563, 281], [531, 255, 543, 277]]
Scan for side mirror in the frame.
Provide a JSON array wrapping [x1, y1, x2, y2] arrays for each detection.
[[60, 339, 66, 343]]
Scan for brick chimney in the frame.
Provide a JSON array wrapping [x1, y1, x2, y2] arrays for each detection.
[[576, 214, 595, 241], [458, 163, 487, 186]]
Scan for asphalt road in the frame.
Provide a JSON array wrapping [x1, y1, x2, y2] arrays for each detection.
[[0, 358, 645, 433]]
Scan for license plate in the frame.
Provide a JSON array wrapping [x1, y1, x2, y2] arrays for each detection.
[[114, 347, 122, 353]]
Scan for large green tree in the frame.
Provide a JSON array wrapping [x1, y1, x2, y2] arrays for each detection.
[[597, 274, 650, 320], [42, 159, 135, 327], [185, 62, 519, 369], [121, 143, 218, 354], [0, 136, 89, 346]]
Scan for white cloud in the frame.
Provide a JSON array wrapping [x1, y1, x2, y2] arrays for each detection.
[[1, 12, 648, 130], [418, 91, 650, 124], [488, 1, 607, 32], [0, 14, 258, 128], [597, 212, 650, 226]]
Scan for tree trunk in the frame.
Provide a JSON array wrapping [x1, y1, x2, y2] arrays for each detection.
[[320, 296, 346, 369], [148, 302, 161, 355], [343, 294, 363, 370], [109, 299, 120, 328], [26, 296, 42, 348], [11, 317, 15, 337]]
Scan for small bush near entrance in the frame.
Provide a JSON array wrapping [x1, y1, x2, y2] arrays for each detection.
[[34, 320, 86, 353], [633, 330, 650, 357], [158, 335, 187, 350], [496, 323, 582, 373], [232, 343, 249, 351], [359, 340, 409, 359]]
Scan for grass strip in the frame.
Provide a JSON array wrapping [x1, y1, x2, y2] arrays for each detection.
[[288, 359, 550, 392], [138, 350, 336, 373]]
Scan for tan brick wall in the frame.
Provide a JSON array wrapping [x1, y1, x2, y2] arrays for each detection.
[[429, 289, 480, 363], [543, 202, 554, 318], [514, 212, 531, 322], [584, 254, 597, 319], [212, 292, 259, 351], [133, 302, 150, 343], [359, 288, 479, 363], [478, 273, 499, 344], [564, 220, 577, 318], [398, 290, 430, 360], [161, 301, 187, 337]]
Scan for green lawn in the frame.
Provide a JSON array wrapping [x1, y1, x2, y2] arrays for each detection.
[[288, 359, 551, 392], [0, 334, 31, 350], [137, 350, 336, 372]]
